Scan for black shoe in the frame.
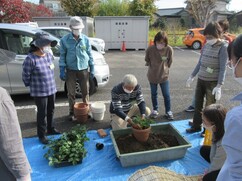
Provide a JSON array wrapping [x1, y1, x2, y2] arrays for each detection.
[[186, 127, 201, 133], [47, 128, 61, 135], [188, 120, 193, 126], [39, 136, 49, 144]]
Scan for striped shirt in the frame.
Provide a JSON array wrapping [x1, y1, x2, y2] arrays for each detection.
[[109, 83, 146, 120], [22, 53, 57, 97]]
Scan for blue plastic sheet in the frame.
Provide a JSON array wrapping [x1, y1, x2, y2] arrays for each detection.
[[23, 120, 209, 181]]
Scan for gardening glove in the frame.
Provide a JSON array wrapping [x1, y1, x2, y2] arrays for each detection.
[[89, 64, 94, 79], [59, 66, 66, 81], [212, 84, 222, 101], [186, 76, 194, 88], [141, 114, 146, 120]]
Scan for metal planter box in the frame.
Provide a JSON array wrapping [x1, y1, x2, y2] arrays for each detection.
[[110, 123, 191, 167]]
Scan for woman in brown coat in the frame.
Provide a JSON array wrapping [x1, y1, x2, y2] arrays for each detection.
[[145, 31, 174, 120]]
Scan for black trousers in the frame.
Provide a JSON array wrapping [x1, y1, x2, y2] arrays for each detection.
[[200, 145, 220, 181], [34, 94, 55, 138]]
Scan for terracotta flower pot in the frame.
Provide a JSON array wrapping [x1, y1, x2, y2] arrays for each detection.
[[132, 126, 151, 142], [74, 102, 89, 123]]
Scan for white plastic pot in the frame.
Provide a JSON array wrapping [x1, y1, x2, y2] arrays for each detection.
[[91, 102, 106, 121]]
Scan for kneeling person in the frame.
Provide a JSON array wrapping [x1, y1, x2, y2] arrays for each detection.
[[110, 74, 151, 130]]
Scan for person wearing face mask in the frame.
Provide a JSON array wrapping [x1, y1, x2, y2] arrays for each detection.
[[59, 16, 94, 121], [22, 32, 60, 144], [197, 104, 227, 181], [109, 74, 151, 130], [217, 34, 242, 181], [145, 31, 174, 120], [185, 22, 228, 134]]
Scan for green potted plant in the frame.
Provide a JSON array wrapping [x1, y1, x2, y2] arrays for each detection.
[[131, 116, 155, 142], [44, 125, 89, 167]]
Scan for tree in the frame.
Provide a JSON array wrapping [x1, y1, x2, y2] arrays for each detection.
[[0, 0, 52, 23], [185, 0, 217, 27], [0, 0, 30, 23], [27, 3, 53, 19], [60, 0, 98, 17], [97, 0, 130, 16], [129, 0, 157, 24]]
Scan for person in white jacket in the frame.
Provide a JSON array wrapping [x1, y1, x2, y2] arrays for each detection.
[[217, 34, 242, 181]]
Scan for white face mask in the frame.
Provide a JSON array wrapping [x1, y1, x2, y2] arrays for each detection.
[[42, 46, 51, 54], [72, 29, 82, 36], [202, 123, 214, 132], [206, 39, 217, 45], [156, 43, 165, 50], [232, 58, 242, 85], [123, 87, 133, 94]]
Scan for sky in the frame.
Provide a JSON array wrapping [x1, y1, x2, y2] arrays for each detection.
[[155, 0, 241, 12], [25, 0, 241, 12]]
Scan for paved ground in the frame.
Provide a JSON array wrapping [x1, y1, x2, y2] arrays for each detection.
[[13, 49, 241, 138]]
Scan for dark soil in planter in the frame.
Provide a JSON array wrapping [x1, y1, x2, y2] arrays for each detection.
[[116, 133, 179, 154]]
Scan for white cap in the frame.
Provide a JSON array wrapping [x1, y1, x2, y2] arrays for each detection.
[[70, 16, 84, 29]]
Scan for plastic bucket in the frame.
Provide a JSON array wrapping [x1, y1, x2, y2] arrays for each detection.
[[91, 102, 106, 121]]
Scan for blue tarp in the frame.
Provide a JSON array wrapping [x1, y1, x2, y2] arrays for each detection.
[[23, 120, 209, 181]]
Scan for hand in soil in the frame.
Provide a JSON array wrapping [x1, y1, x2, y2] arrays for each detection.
[[127, 119, 141, 129], [132, 123, 142, 130]]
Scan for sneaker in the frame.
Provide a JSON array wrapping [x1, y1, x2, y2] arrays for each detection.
[[165, 111, 174, 120], [149, 110, 159, 119], [185, 106, 195, 112]]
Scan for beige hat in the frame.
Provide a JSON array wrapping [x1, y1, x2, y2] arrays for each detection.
[[70, 16, 84, 29]]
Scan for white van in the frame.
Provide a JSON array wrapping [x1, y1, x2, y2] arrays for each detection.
[[0, 23, 109, 96], [39, 27, 106, 54]]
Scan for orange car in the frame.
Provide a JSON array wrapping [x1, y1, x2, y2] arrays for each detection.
[[183, 28, 205, 50], [183, 28, 237, 50]]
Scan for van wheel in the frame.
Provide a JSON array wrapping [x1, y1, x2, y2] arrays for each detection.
[[64, 77, 97, 98], [192, 41, 201, 50], [75, 77, 97, 98]]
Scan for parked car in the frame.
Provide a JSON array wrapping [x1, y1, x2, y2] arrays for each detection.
[[0, 23, 109, 97], [183, 28, 237, 50], [38, 27, 105, 54], [183, 28, 205, 50]]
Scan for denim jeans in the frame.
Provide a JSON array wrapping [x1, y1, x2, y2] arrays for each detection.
[[150, 80, 171, 113], [192, 78, 217, 128]]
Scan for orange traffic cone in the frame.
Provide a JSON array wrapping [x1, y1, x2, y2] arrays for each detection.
[[149, 39, 154, 46], [122, 41, 126, 52]]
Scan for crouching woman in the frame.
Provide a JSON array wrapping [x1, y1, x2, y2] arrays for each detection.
[[198, 104, 227, 181]]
